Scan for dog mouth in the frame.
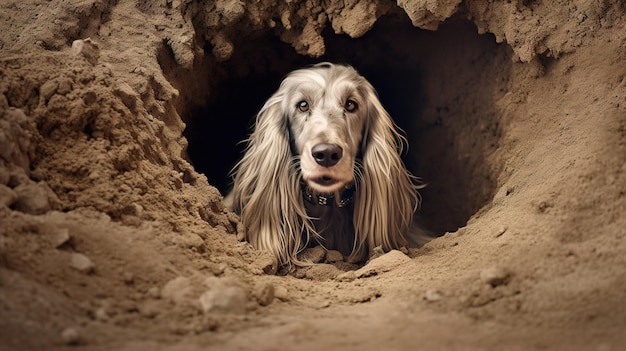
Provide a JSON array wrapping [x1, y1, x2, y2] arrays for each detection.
[[305, 175, 346, 193], [312, 176, 338, 186]]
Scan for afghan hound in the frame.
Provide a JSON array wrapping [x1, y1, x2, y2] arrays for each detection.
[[225, 62, 425, 268]]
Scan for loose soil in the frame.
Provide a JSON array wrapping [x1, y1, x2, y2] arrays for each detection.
[[1, 1, 625, 350]]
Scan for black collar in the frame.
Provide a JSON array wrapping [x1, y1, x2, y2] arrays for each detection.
[[302, 183, 355, 207]]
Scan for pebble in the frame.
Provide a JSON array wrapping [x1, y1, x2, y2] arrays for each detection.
[[0, 184, 17, 207], [70, 253, 95, 274], [161, 276, 192, 304], [326, 250, 344, 263], [252, 255, 278, 275], [198, 285, 247, 314], [39, 80, 58, 102], [71, 38, 100, 65], [113, 82, 140, 110], [122, 271, 134, 285], [61, 327, 81, 345], [273, 285, 289, 301], [494, 226, 508, 238], [304, 264, 341, 281], [253, 282, 275, 306], [51, 227, 71, 248], [480, 266, 511, 287], [94, 306, 109, 321], [298, 245, 326, 263], [138, 300, 160, 319], [147, 286, 161, 299], [13, 182, 52, 215], [423, 289, 443, 302]]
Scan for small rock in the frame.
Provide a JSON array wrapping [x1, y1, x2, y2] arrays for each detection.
[[13, 182, 52, 215], [304, 263, 342, 281], [254, 282, 275, 306], [52, 228, 72, 248], [252, 255, 278, 275], [122, 271, 134, 285], [205, 262, 227, 276], [71, 38, 100, 65], [198, 285, 247, 314], [423, 289, 443, 302], [0, 184, 18, 207], [39, 80, 59, 102], [298, 245, 326, 263], [326, 250, 344, 263], [138, 300, 160, 319], [94, 306, 109, 321], [494, 226, 508, 238], [113, 82, 140, 110], [70, 253, 95, 274], [56, 79, 73, 95], [273, 285, 289, 301], [61, 327, 81, 345], [122, 202, 143, 217], [210, 33, 234, 61], [480, 266, 510, 287], [147, 286, 161, 299], [161, 276, 192, 304]]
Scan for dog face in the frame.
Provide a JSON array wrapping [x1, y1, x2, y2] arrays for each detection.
[[227, 62, 421, 267], [280, 64, 369, 194]]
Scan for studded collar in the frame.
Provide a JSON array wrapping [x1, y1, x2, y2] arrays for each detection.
[[302, 183, 355, 208]]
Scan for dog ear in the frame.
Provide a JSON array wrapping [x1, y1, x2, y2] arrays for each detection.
[[228, 92, 313, 267], [350, 84, 420, 262]]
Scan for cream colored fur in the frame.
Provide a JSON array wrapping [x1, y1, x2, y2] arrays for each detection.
[[226, 62, 422, 268]]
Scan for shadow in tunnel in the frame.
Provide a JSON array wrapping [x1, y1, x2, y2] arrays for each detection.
[[181, 14, 510, 236]]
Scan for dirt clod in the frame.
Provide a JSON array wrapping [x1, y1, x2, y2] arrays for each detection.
[[480, 266, 511, 287], [199, 284, 248, 314], [424, 289, 443, 302], [60, 327, 81, 345], [69, 253, 95, 274], [162, 276, 193, 304], [1, 0, 625, 350], [253, 282, 275, 307]]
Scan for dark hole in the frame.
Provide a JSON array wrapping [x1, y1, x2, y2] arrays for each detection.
[[177, 14, 510, 236]]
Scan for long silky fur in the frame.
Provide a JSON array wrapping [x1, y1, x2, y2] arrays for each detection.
[[349, 80, 420, 262], [228, 90, 317, 267], [228, 62, 421, 268]]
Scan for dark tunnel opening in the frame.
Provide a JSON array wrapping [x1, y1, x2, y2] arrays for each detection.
[[180, 14, 511, 236]]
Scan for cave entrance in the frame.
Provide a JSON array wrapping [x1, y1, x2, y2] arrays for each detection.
[[180, 15, 511, 236]]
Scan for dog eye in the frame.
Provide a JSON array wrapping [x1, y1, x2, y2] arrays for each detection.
[[345, 99, 358, 112], [297, 100, 309, 112]]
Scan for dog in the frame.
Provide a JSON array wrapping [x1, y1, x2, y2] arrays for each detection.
[[225, 62, 425, 267]]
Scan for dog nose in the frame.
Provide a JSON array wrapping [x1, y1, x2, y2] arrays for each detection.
[[311, 143, 343, 167]]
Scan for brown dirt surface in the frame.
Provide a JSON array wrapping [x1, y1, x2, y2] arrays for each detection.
[[1, 1, 626, 350]]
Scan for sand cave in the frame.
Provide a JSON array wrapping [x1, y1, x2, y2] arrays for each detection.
[[1, 0, 625, 350]]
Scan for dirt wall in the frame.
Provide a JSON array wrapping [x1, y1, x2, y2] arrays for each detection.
[[1, 1, 625, 350]]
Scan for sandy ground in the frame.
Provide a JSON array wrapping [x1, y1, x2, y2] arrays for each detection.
[[1, 1, 625, 350]]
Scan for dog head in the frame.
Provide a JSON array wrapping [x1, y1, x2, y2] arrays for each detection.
[[227, 62, 420, 267], [280, 63, 370, 194]]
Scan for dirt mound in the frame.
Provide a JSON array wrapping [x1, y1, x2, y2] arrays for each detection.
[[1, 1, 625, 350]]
